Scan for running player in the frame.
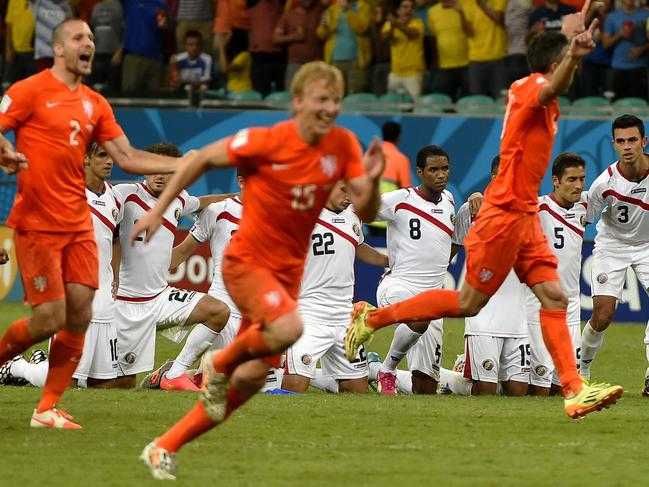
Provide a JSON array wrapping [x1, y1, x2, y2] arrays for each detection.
[[579, 115, 649, 391], [134, 61, 383, 480], [112, 142, 231, 390], [455, 157, 529, 396], [282, 180, 389, 394], [345, 20, 624, 418], [374, 145, 455, 396], [527, 153, 587, 396], [0, 19, 182, 429]]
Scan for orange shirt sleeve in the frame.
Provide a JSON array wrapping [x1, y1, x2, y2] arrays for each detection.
[[226, 127, 273, 167], [94, 94, 124, 143], [0, 80, 33, 131], [341, 130, 365, 181]]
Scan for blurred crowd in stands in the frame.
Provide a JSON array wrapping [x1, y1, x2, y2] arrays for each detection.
[[2, 0, 649, 102]]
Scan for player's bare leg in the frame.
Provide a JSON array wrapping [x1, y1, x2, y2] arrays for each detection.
[[471, 380, 498, 395], [338, 377, 368, 394], [580, 295, 616, 379], [528, 384, 551, 396], [411, 370, 437, 395], [162, 296, 230, 391], [502, 380, 528, 396], [281, 373, 311, 393]]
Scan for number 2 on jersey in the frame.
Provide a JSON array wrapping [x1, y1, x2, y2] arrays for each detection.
[[69, 120, 81, 146]]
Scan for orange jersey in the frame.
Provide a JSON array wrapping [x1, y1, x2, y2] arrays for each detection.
[[225, 119, 365, 281], [382, 141, 412, 188], [485, 73, 559, 213], [0, 70, 124, 232]]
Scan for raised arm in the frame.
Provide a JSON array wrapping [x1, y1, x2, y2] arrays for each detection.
[[346, 139, 385, 222], [103, 135, 179, 175]]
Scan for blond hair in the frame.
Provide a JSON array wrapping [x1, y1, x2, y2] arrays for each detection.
[[290, 61, 344, 98]]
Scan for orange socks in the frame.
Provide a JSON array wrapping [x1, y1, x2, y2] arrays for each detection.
[[37, 329, 84, 413], [366, 290, 462, 330], [0, 318, 33, 364], [156, 387, 253, 453], [213, 323, 273, 377], [539, 309, 582, 396]]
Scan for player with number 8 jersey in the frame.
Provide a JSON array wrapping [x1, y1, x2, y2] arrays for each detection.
[[0, 19, 181, 429]]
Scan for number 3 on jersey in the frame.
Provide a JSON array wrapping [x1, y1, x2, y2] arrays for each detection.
[[291, 184, 316, 211]]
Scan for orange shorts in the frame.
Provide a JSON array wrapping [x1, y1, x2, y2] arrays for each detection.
[[222, 253, 301, 369], [14, 229, 98, 306], [464, 202, 559, 296]]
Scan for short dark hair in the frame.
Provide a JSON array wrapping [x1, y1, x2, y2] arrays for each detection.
[[416, 145, 449, 170], [612, 114, 645, 139], [527, 31, 568, 74], [382, 121, 401, 143], [86, 140, 101, 159], [52, 19, 85, 47], [145, 142, 182, 157], [552, 152, 585, 179], [184, 30, 202, 42], [490, 155, 500, 177]]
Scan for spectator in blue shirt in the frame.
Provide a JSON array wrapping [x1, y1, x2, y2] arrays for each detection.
[[170, 30, 213, 90], [526, 0, 574, 45]]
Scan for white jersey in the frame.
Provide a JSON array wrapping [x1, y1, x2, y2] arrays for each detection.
[[86, 183, 122, 322], [454, 202, 527, 337], [587, 161, 649, 249], [113, 182, 200, 299], [379, 187, 455, 290], [299, 206, 364, 324], [190, 196, 242, 315], [526, 193, 587, 324]]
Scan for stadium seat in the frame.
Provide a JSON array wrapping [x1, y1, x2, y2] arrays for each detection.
[[558, 96, 572, 107], [228, 90, 263, 101], [265, 90, 292, 110], [566, 96, 609, 117], [612, 97, 649, 116], [342, 92, 382, 113], [455, 95, 500, 115], [413, 93, 453, 115], [379, 91, 414, 104]]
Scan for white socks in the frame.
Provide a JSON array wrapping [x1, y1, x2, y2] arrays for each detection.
[[10, 359, 49, 387], [396, 369, 412, 394], [167, 324, 219, 380], [310, 369, 339, 393], [381, 324, 423, 372], [439, 367, 472, 396], [580, 321, 605, 378]]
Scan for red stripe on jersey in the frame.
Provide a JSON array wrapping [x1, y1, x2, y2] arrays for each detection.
[[140, 182, 157, 198], [88, 204, 116, 233], [615, 161, 649, 183], [412, 186, 452, 205], [116, 290, 163, 302], [216, 211, 241, 225], [463, 336, 472, 380], [231, 196, 242, 206], [316, 218, 358, 247], [607, 165, 613, 176], [125, 194, 176, 234], [538, 203, 584, 237], [602, 189, 649, 211], [394, 202, 453, 237], [178, 194, 186, 207]]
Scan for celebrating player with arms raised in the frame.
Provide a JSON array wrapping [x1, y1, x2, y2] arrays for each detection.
[[0, 19, 182, 429], [346, 8, 624, 418], [133, 61, 384, 480]]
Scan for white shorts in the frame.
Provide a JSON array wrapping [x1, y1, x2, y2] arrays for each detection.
[[407, 319, 443, 381], [285, 323, 368, 380], [591, 244, 649, 299], [73, 321, 119, 381], [528, 321, 581, 388], [464, 335, 530, 384], [377, 275, 444, 380], [115, 286, 204, 376]]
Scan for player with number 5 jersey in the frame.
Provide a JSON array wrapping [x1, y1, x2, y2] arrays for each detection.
[[0, 19, 181, 430], [134, 61, 384, 480]]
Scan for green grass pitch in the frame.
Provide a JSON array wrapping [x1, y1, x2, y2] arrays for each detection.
[[0, 301, 647, 486]]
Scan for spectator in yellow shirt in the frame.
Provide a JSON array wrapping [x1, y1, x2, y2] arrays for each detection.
[[4, 0, 35, 84], [218, 29, 253, 93], [382, 0, 425, 99]]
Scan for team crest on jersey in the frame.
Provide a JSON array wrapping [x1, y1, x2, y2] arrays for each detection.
[[596, 273, 608, 284], [82, 99, 93, 119], [535, 365, 548, 377], [320, 155, 337, 178], [478, 268, 494, 283], [482, 359, 494, 371], [112, 208, 119, 221], [174, 208, 181, 221], [33, 276, 47, 293], [301, 354, 312, 366], [450, 213, 456, 225], [580, 216, 586, 227], [352, 223, 361, 236]]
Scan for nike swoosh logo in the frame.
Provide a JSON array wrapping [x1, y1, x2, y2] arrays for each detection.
[[46, 102, 61, 108]]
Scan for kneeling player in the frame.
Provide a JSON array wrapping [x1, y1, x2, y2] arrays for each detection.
[[282, 181, 388, 393]]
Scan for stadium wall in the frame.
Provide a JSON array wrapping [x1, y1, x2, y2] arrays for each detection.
[[0, 110, 644, 321]]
